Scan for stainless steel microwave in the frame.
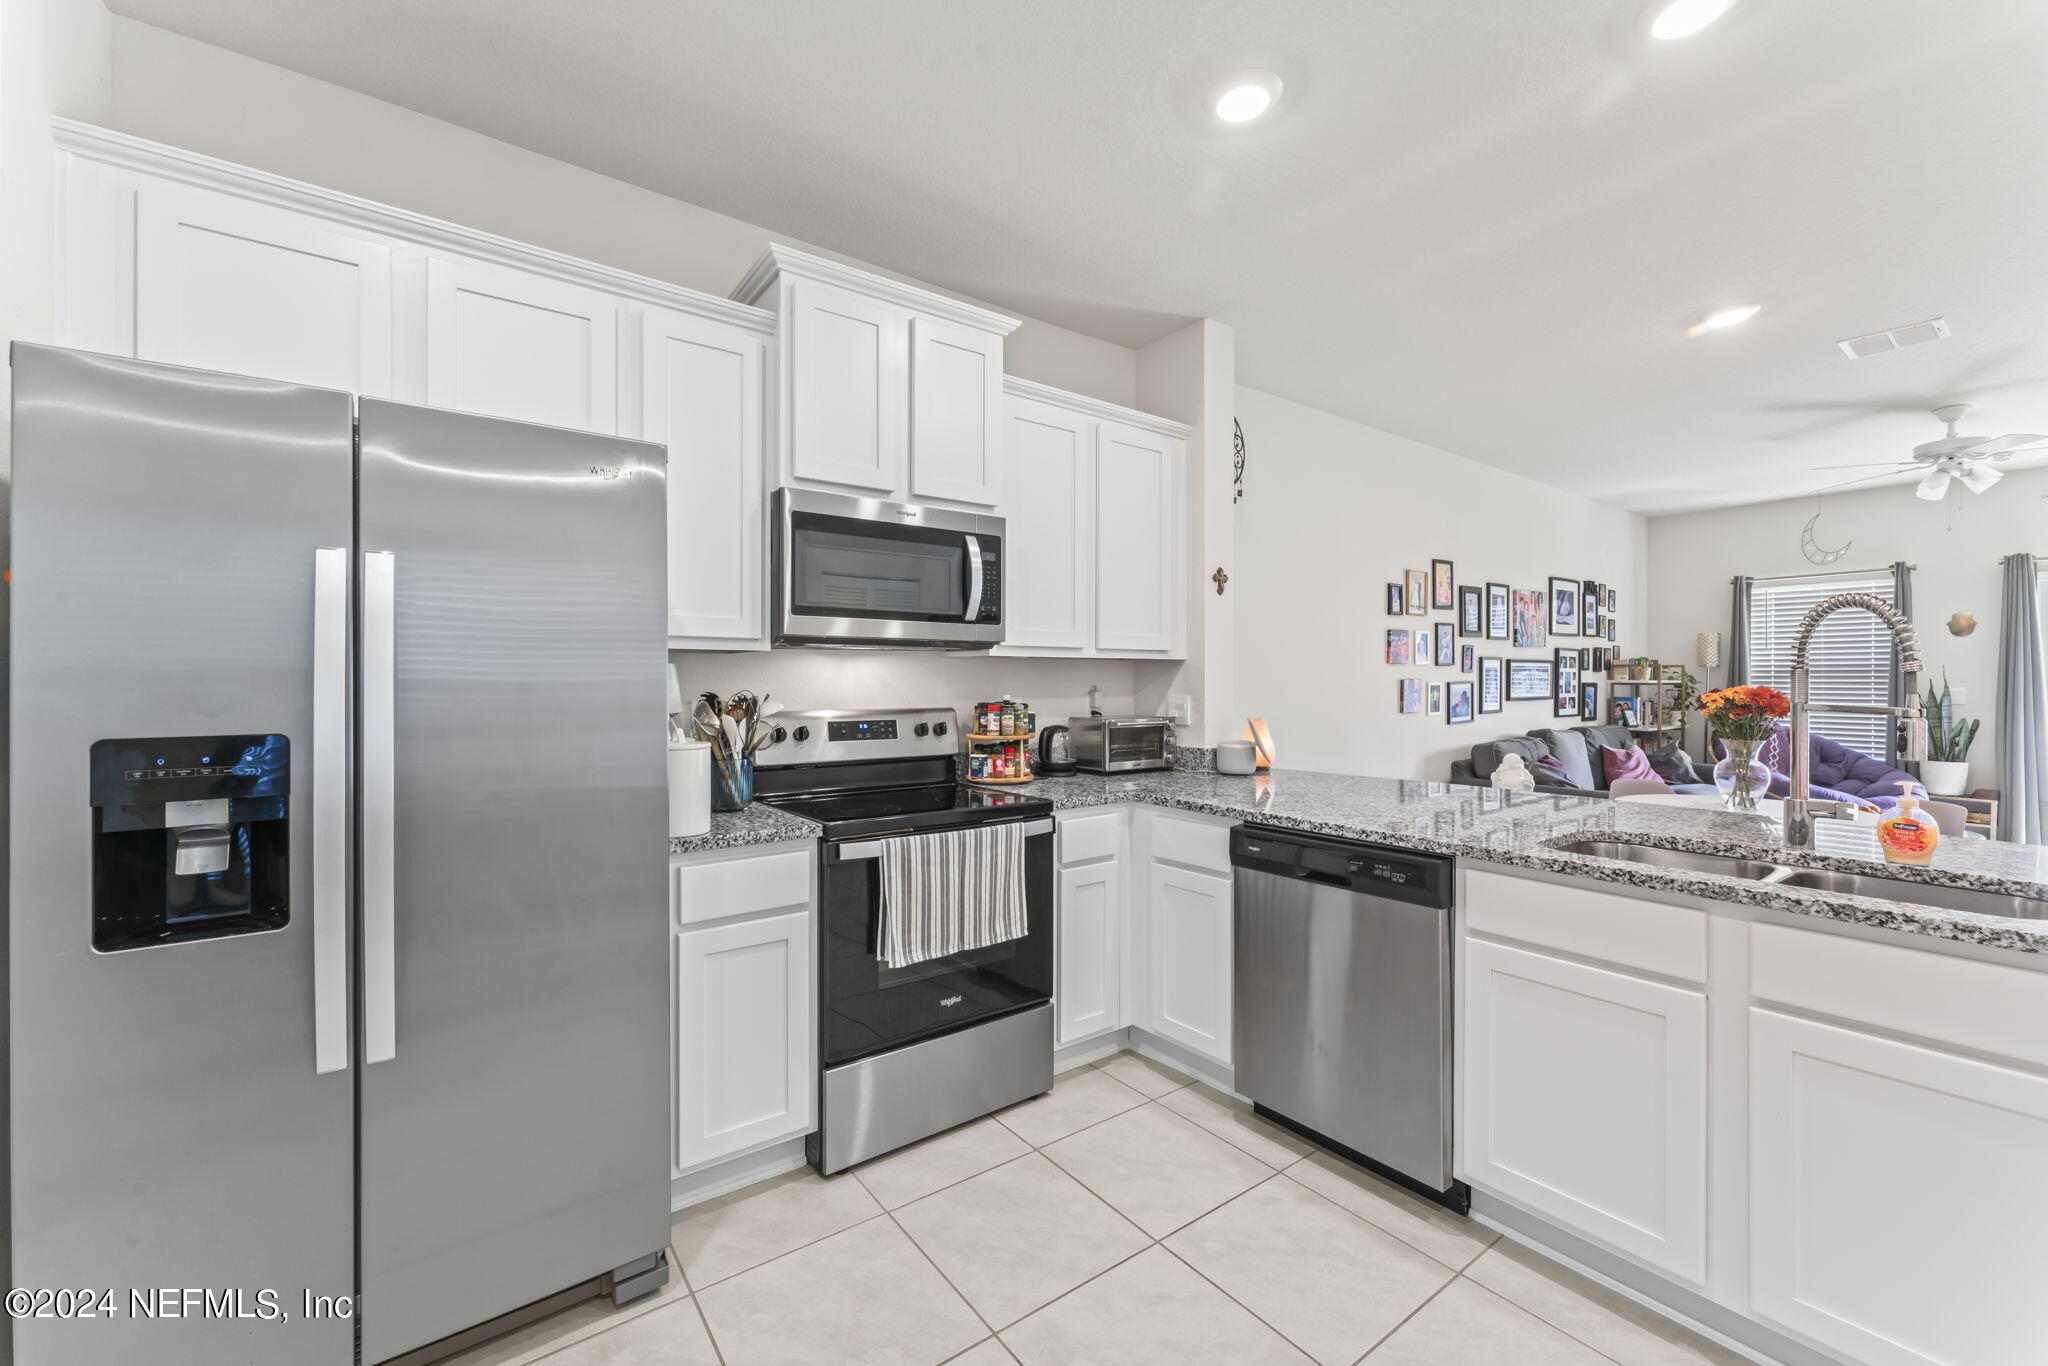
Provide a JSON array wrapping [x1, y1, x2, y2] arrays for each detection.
[[772, 487, 1004, 648]]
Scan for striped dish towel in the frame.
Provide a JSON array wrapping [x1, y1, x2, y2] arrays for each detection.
[[877, 822, 1028, 969]]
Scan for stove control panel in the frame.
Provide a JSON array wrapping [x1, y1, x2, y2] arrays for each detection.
[[755, 708, 960, 768]]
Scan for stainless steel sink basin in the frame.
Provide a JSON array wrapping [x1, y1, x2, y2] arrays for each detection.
[[1554, 839, 2048, 922], [1551, 841, 1792, 881], [1769, 868, 2048, 922]]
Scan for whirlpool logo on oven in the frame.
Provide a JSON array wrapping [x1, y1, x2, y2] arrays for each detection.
[[940, 995, 963, 1008]]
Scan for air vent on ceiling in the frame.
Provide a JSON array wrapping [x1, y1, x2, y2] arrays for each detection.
[[1836, 317, 1950, 359]]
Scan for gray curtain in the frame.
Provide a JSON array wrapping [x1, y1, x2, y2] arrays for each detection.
[[1726, 576, 1752, 687], [1888, 561, 1913, 764], [1996, 552, 2046, 843]]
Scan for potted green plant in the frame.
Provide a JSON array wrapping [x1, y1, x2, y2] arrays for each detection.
[[1919, 676, 1978, 796]]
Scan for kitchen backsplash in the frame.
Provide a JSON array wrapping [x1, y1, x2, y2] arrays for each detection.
[[670, 651, 1144, 728]]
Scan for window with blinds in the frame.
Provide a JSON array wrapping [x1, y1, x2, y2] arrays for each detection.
[[1744, 571, 1897, 757]]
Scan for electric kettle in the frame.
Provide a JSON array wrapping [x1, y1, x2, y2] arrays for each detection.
[[1036, 725, 1076, 775]]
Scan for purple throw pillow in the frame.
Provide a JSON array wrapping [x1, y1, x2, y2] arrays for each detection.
[[1530, 754, 1572, 786], [1601, 744, 1660, 785]]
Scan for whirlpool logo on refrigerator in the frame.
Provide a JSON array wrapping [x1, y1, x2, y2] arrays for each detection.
[[940, 995, 963, 1008], [589, 464, 626, 481]]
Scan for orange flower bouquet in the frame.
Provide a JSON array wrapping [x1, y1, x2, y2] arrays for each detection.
[[1693, 685, 1790, 812]]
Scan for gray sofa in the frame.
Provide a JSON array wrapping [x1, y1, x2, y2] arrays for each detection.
[[1448, 723, 1715, 798]]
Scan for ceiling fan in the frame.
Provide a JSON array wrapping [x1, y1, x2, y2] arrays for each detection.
[[1812, 404, 2047, 501]]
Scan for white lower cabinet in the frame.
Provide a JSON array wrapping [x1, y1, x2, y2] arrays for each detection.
[[671, 848, 815, 1178], [1056, 860, 1122, 1045], [1142, 861, 1234, 1067], [1748, 1008, 2048, 1366], [1460, 936, 1707, 1283]]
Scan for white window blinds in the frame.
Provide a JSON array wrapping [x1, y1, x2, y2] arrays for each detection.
[[1745, 571, 1896, 756]]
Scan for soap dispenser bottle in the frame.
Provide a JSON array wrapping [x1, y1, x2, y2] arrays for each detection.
[[1876, 781, 1940, 866]]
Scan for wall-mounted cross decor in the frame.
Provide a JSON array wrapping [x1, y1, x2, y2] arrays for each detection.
[[1211, 567, 1230, 596]]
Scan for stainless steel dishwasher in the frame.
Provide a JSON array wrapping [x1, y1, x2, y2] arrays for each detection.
[[1231, 824, 1466, 1211]]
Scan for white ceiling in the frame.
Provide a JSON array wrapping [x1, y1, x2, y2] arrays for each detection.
[[104, 0, 2048, 514]]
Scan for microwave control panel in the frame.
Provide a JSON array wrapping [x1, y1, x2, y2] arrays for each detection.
[[975, 545, 1001, 623]]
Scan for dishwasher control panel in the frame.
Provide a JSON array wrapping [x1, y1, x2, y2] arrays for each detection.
[[1229, 825, 1452, 909]]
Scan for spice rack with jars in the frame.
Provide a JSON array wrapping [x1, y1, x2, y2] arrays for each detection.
[[967, 698, 1036, 783]]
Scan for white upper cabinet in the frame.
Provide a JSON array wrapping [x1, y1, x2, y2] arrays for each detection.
[[736, 244, 1017, 508], [642, 307, 768, 646], [1095, 420, 1182, 654], [909, 315, 1003, 506], [998, 380, 1188, 660], [1001, 397, 1094, 651], [425, 256, 620, 434], [133, 183, 394, 395]]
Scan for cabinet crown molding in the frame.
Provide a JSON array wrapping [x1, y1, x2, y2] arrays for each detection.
[[52, 117, 775, 336], [1004, 375, 1192, 440], [732, 243, 1021, 337]]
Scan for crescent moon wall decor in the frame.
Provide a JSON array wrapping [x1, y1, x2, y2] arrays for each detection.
[[1800, 512, 1851, 565]]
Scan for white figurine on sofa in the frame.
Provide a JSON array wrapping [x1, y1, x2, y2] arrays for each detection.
[[1491, 752, 1536, 791]]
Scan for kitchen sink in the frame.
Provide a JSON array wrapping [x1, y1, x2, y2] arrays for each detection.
[[1554, 839, 2048, 922]]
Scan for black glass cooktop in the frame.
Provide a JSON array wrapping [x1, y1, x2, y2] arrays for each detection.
[[763, 783, 1051, 839]]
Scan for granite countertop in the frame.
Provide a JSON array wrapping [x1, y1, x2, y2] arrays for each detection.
[[1005, 767, 2048, 956], [669, 804, 818, 856]]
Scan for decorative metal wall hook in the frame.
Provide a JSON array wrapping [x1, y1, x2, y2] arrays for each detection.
[[1232, 418, 1246, 504]]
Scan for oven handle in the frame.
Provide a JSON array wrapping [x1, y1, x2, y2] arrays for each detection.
[[963, 534, 983, 623], [835, 817, 1054, 860]]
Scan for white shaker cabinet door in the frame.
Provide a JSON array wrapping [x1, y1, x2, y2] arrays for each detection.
[[673, 911, 814, 1176], [134, 183, 394, 396], [1056, 860, 1122, 1045], [1002, 398, 1093, 651], [1749, 1009, 2048, 1366], [786, 277, 905, 494], [642, 308, 766, 645], [1460, 938, 1707, 1284], [1094, 421, 1182, 654], [425, 256, 619, 434], [908, 315, 1002, 507], [1144, 862, 1233, 1066]]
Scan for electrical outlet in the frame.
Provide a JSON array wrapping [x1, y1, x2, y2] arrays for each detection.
[[1166, 694, 1193, 725]]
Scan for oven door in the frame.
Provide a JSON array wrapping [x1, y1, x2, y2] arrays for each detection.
[[774, 487, 1003, 647], [818, 818, 1053, 1067]]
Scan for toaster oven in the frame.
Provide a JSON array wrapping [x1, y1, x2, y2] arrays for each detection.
[[1067, 716, 1177, 773]]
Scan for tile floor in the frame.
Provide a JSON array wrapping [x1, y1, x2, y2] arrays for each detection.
[[447, 1052, 1748, 1366]]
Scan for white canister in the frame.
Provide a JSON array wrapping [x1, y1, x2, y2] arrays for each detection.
[[669, 738, 711, 838], [1216, 741, 1258, 776]]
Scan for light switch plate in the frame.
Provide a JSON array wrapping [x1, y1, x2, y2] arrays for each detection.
[[1165, 694, 1193, 725]]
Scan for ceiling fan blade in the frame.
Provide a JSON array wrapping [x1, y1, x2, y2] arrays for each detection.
[[1812, 470, 1913, 494], [1810, 461, 1917, 470], [1962, 433, 2047, 457]]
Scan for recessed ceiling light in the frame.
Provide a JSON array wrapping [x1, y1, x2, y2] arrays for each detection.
[[1650, 0, 1735, 40], [1686, 303, 1762, 337], [1213, 72, 1282, 124]]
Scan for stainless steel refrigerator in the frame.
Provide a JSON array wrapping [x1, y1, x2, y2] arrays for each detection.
[[6, 344, 671, 1365]]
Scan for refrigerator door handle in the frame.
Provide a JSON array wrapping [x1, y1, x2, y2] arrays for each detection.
[[313, 547, 351, 1074], [363, 549, 398, 1065]]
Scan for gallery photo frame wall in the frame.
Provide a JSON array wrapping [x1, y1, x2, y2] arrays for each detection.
[[1383, 561, 1622, 716]]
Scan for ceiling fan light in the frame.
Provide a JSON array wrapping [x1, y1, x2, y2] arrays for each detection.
[[1915, 469, 1951, 502], [1957, 462, 2004, 494], [1650, 0, 1735, 40]]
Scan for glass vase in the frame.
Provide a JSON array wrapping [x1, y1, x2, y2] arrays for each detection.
[[711, 756, 754, 812], [1712, 738, 1771, 813]]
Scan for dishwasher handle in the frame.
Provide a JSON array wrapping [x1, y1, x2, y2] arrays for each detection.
[[1230, 824, 1453, 910]]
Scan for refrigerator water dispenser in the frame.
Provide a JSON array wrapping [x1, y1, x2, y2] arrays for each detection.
[[89, 734, 292, 951]]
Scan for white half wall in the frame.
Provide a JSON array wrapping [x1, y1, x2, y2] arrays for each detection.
[[1645, 465, 2048, 795], [1233, 386, 1649, 779], [101, 16, 1139, 408]]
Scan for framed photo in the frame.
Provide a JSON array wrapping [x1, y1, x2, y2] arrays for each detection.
[[1414, 625, 1432, 663], [1461, 644, 1475, 672], [1428, 683, 1444, 716], [1459, 584, 1483, 637], [1436, 624, 1456, 667], [1549, 577, 1580, 637], [1446, 680, 1475, 725], [1581, 581, 1600, 627], [1399, 678, 1422, 714], [1432, 559, 1455, 610], [1554, 646, 1580, 717], [1486, 582, 1511, 640], [1507, 658, 1552, 702], [1606, 619, 1617, 642], [1512, 589, 1546, 648], [1580, 681, 1599, 720], [1477, 657, 1504, 713], [1405, 569, 1429, 616], [1611, 697, 1641, 727], [1386, 629, 1411, 665], [1607, 586, 1617, 612], [1580, 648, 1594, 673], [1387, 581, 1404, 615]]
